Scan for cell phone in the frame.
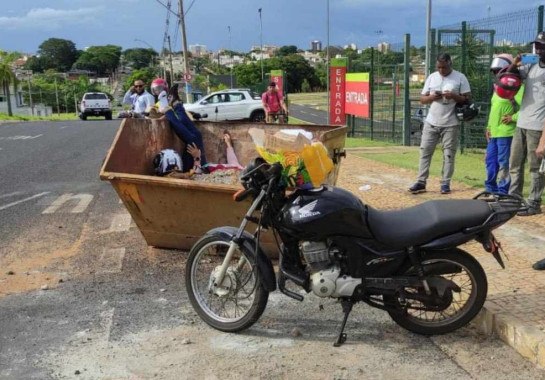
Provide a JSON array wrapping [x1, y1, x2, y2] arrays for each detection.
[[521, 54, 539, 65]]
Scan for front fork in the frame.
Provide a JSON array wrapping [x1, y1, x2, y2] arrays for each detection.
[[213, 189, 266, 288]]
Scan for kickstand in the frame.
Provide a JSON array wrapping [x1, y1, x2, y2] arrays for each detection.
[[333, 299, 353, 347]]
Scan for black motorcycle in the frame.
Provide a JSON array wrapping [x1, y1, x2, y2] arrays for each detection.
[[185, 158, 525, 346]]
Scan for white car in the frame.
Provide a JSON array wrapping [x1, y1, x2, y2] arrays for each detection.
[[184, 89, 265, 122]]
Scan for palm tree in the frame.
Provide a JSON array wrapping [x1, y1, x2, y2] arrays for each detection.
[[0, 61, 16, 116]]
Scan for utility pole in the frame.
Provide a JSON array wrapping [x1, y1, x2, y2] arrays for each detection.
[[178, 0, 191, 103], [54, 77, 60, 116], [27, 75, 34, 116], [228, 25, 233, 88], [167, 35, 175, 86], [259, 8, 264, 82], [425, 0, 432, 77]]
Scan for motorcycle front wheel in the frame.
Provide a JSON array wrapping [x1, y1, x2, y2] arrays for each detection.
[[385, 249, 487, 335], [185, 233, 269, 332]]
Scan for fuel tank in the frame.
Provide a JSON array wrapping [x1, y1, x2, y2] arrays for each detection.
[[278, 185, 373, 240]]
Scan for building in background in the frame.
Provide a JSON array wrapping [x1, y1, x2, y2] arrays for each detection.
[[189, 44, 208, 57], [377, 42, 391, 53], [311, 40, 322, 52]]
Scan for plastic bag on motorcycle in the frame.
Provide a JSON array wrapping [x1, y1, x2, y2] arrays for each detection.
[[248, 128, 334, 189]]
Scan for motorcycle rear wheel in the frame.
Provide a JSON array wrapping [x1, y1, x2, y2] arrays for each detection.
[[185, 234, 269, 332], [385, 249, 487, 335]]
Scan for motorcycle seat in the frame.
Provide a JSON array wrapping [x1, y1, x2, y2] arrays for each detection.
[[366, 199, 492, 250]]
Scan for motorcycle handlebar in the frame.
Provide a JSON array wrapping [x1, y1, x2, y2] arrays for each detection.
[[233, 187, 254, 202]]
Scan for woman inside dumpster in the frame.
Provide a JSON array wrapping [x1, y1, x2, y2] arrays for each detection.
[[150, 80, 208, 172]]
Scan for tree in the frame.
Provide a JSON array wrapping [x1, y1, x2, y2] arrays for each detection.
[[37, 38, 79, 72], [276, 45, 298, 57], [0, 61, 16, 116], [124, 68, 158, 91], [74, 45, 122, 75], [123, 48, 158, 69]]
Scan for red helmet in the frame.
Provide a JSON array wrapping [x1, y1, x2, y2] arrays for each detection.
[[494, 71, 522, 100], [151, 78, 168, 94]]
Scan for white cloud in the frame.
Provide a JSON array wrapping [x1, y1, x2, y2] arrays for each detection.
[[0, 7, 105, 30]]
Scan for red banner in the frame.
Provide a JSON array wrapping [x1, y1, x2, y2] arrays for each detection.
[[345, 73, 370, 118], [329, 58, 347, 125]]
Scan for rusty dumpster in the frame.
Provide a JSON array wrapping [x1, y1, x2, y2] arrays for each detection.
[[99, 118, 347, 255]]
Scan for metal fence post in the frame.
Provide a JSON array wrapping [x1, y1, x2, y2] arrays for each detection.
[[460, 21, 467, 154], [370, 48, 375, 140], [403, 34, 411, 146], [539, 5, 544, 33]]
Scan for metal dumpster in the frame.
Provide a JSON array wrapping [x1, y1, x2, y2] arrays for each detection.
[[99, 119, 347, 255]]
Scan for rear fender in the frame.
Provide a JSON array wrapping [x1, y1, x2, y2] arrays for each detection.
[[205, 226, 276, 291]]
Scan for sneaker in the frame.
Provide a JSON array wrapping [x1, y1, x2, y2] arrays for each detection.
[[517, 207, 542, 217], [440, 184, 451, 194], [533, 258, 545, 270], [408, 182, 426, 194]]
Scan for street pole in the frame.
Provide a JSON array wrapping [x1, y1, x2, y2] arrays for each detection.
[[54, 77, 60, 116], [167, 35, 175, 86], [326, 0, 330, 124], [425, 0, 432, 77], [27, 76, 34, 116], [228, 25, 233, 88], [178, 0, 191, 103], [259, 8, 264, 82]]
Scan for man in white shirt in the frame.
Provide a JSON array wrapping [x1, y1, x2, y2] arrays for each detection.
[[122, 79, 156, 117], [408, 53, 472, 195]]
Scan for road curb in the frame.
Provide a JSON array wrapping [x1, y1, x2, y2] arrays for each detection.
[[473, 303, 545, 367]]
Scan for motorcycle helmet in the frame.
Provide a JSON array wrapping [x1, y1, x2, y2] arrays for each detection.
[[494, 70, 522, 100], [153, 149, 182, 176], [455, 101, 479, 122], [490, 53, 513, 73], [151, 78, 168, 95]]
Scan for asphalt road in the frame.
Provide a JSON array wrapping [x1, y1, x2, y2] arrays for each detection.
[[0, 120, 543, 379]]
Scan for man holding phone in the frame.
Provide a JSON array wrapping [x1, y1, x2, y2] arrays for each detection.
[[408, 53, 471, 195], [506, 32, 545, 217]]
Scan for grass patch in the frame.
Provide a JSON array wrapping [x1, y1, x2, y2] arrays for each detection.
[[0, 113, 79, 121], [357, 148, 485, 188], [288, 116, 312, 125], [345, 137, 396, 148], [288, 92, 328, 111]]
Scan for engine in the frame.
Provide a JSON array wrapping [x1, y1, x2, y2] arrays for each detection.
[[300, 241, 362, 298]]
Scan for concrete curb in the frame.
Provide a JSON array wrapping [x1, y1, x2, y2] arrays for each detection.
[[473, 303, 545, 367]]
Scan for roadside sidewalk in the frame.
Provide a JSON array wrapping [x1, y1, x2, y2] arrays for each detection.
[[338, 150, 545, 367]]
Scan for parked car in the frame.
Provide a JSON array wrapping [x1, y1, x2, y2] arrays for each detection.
[[79, 92, 112, 120], [184, 89, 265, 122]]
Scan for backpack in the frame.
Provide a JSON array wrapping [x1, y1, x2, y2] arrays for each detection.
[[153, 149, 182, 176]]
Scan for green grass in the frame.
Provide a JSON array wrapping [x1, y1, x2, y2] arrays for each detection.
[[350, 138, 544, 201], [356, 147, 485, 188], [0, 113, 79, 121], [345, 137, 396, 148], [288, 92, 328, 111]]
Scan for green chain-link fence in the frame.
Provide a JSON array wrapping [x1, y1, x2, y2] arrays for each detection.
[[348, 5, 544, 150]]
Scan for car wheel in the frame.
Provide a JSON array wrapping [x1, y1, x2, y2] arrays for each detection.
[[80, 114, 87, 121], [250, 110, 265, 122], [105, 113, 112, 120]]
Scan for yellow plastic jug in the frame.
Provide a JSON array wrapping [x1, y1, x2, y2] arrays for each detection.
[[301, 142, 334, 187]]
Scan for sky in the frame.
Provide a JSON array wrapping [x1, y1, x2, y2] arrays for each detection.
[[1, 0, 544, 55]]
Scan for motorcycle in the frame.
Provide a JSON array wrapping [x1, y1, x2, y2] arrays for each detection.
[[185, 158, 525, 346]]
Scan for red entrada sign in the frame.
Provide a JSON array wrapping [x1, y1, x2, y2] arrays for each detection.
[[345, 73, 370, 118], [329, 58, 347, 125]]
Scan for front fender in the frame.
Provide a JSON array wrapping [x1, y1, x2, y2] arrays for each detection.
[[205, 226, 277, 292]]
